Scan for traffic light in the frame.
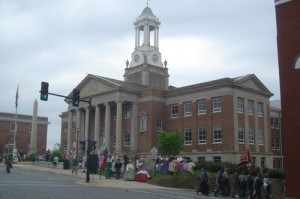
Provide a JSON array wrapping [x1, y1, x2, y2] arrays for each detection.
[[72, 89, 80, 107], [40, 82, 49, 101], [79, 141, 86, 151]]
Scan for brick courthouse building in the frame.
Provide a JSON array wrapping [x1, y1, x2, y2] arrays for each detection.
[[60, 6, 276, 168]]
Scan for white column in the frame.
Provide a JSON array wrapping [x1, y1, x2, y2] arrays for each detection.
[[94, 105, 100, 150], [254, 101, 259, 152], [84, 107, 89, 141], [116, 101, 123, 153], [245, 105, 249, 150], [264, 103, 269, 153], [104, 103, 111, 152], [154, 28, 157, 47], [130, 102, 138, 153], [76, 109, 81, 130], [156, 27, 159, 47], [135, 28, 138, 48], [67, 110, 73, 152], [137, 29, 140, 46]]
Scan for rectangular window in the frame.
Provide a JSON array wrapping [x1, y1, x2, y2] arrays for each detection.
[[171, 104, 178, 118], [10, 123, 15, 132], [124, 131, 130, 146], [271, 138, 275, 150], [213, 98, 221, 112], [29, 124, 32, 133], [237, 98, 244, 113], [113, 134, 116, 147], [259, 128, 264, 145], [248, 100, 254, 115], [156, 120, 162, 131], [140, 116, 147, 132], [238, 126, 245, 143], [213, 156, 221, 163], [198, 127, 206, 144], [257, 102, 263, 117], [252, 157, 256, 167], [184, 128, 192, 145], [274, 118, 279, 129], [270, 117, 274, 128], [124, 106, 131, 119], [63, 122, 68, 132], [198, 157, 205, 162], [197, 99, 206, 114], [261, 157, 266, 168], [276, 138, 280, 150], [213, 125, 222, 143], [184, 102, 192, 116], [249, 127, 255, 144]]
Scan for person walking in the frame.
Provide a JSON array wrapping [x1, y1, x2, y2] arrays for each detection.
[[71, 158, 78, 175], [123, 154, 128, 173], [105, 157, 113, 179], [239, 171, 248, 198], [214, 168, 224, 197], [197, 166, 209, 196], [252, 172, 263, 199], [114, 159, 122, 179], [223, 168, 230, 196], [231, 169, 240, 198]]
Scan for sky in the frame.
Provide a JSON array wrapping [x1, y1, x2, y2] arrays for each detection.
[[0, 0, 280, 151]]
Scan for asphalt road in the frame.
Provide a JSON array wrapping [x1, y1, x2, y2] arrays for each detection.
[[0, 164, 214, 199]]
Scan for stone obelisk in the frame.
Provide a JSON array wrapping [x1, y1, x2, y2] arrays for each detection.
[[29, 99, 38, 154]]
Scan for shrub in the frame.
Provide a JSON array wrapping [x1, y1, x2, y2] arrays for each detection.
[[27, 153, 37, 161]]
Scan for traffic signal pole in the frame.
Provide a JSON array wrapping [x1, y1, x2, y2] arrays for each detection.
[[39, 83, 93, 183]]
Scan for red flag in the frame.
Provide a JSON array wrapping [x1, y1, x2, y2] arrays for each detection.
[[238, 150, 252, 166], [15, 84, 19, 108]]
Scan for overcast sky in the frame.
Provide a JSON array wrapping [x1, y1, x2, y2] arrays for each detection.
[[0, 0, 280, 151]]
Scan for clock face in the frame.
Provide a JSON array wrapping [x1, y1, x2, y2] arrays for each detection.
[[152, 54, 158, 62], [134, 54, 140, 62]]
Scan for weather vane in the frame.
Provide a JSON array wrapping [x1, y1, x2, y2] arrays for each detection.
[[147, 0, 150, 7]]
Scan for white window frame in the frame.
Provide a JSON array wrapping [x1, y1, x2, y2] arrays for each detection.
[[257, 102, 263, 117], [184, 128, 192, 145], [156, 119, 162, 131], [124, 106, 131, 119], [249, 127, 255, 144], [237, 98, 244, 113], [238, 126, 245, 143], [140, 115, 147, 132], [213, 98, 221, 112], [171, 104, 178, 118], [213, 125, 222, 143], [184, 102, 192, 116], [63, 122, 68, 132], [10, 123, 15, 132], [259, 128, 264, 145], [198, 127, 206, 144], [197, 99, 206, 115], [248, 100, 254, 115], [124, 131, 130, 146]]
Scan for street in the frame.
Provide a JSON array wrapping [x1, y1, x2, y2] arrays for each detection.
[[0, 164, 212, 199]]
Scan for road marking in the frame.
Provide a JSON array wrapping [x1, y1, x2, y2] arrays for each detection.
[[126, 189, 196, 199]]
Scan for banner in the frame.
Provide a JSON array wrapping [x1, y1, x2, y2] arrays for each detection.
[[238, 150, 252, 166]]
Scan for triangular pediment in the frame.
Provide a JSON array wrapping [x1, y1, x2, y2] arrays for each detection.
[[72, 74, 119, 98], [79, 78, 115, 98], [234, 74, 273, 97]]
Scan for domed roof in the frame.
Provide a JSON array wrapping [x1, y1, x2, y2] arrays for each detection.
[[140, 7, 155, 17]]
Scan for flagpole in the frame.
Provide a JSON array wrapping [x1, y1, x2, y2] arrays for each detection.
[[13, 84, 19, 156]]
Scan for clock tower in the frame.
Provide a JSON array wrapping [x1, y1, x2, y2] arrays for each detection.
[[124, 6, 169, 90]]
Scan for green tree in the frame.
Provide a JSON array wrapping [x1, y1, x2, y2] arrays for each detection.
[[157, 130, 184, 156]]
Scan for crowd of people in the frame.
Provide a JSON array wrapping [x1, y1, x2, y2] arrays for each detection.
[[196, 166, 274, 199]]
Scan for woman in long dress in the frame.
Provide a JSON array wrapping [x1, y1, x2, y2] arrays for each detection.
[[105, 158, 112, 179]]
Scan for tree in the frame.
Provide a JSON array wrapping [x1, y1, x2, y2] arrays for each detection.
[[157, 130, 184, 157]]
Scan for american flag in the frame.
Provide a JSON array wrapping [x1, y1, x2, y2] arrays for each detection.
[[15, 84, 19, 108]]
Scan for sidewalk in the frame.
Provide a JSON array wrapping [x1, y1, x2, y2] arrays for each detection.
[[14, 162, 165, 190]]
